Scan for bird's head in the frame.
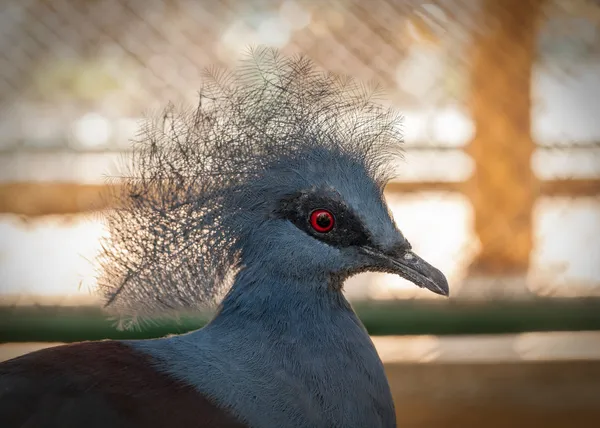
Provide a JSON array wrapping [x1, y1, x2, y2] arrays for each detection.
[[234, 147, 448, 297], [98, 48, 448, 322]]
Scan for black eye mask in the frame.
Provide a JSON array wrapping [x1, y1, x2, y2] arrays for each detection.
[[276, 190, 373, 248]]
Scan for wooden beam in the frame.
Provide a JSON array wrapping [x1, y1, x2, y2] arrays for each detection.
[[1, 179, 598, 216], [540, 178, 600, 198], [464, 0, 546, 275], [387, 179, 600, 197], [385, 181, 464, 194], [0, 183, 114, 216]]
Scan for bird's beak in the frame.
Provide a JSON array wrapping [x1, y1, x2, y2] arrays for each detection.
[[360, 246, 449, 297]]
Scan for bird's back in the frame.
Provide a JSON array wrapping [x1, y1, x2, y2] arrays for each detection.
[[0, 341, 247, 428]]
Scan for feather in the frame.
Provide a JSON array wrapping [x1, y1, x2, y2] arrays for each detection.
[[97, 46, 404, 325]]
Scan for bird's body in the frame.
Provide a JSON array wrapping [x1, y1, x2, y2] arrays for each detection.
[[0, 48, 448, 427], [0, 274, 392, 428]]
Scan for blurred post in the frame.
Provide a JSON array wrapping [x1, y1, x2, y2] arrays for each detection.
[[465, 0, 545, 283]]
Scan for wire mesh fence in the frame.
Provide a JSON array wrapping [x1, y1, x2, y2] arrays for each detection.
[[0, 0, 599, 306]]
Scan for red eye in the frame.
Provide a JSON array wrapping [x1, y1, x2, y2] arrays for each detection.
[[310, 209, 335, 233]]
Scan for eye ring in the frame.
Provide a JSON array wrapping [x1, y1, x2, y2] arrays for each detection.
[[309, 209, 335, 233]]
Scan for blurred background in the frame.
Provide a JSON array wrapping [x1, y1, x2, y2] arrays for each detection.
[[0, 0, 599, 426]]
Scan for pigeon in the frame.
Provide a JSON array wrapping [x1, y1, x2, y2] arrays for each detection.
[[0, 47, 448, 428]]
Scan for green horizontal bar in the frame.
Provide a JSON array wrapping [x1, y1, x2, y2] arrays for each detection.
[[1, 298, 600, 343]]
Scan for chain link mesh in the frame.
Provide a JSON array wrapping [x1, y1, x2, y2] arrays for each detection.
[[0, 0, 599, 304]]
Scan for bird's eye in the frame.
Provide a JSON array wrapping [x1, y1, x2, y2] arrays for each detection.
[[309, 209, 335, 233]]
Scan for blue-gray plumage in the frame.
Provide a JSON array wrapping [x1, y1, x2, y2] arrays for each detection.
[[0, 48, 448, 428]]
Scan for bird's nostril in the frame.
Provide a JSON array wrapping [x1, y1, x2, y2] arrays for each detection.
[[388, 240, 411, 256]]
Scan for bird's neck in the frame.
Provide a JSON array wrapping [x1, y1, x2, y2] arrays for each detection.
[[186, 267, 369, 355], [210, 267, 354, 327]]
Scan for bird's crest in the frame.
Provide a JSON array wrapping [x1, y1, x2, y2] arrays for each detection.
[[96, 47, 404, 325]]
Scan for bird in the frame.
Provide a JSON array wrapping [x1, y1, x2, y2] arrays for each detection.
[[0, 48, 448, 428]]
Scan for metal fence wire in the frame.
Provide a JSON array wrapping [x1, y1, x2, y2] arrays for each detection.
[[0, 0, 599, 304]]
